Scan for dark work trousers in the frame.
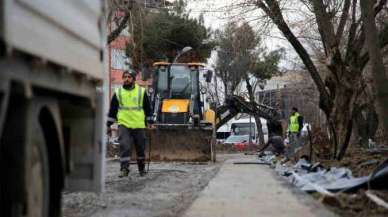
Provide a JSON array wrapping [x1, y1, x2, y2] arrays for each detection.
[[268, 135, 285, 155], [286, 132, 301, 158], [118, 125, 146, 172]]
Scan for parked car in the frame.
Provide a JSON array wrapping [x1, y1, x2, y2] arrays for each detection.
[[224, 135, 250, 145], [224, 135, 256, 151]]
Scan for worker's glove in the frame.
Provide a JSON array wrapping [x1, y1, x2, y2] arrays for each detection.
[[146, 116, 154, 124], [148, 124, 155, 129], [146, 116, 155, 128]]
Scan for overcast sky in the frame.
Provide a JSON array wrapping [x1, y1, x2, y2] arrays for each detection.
[[186, 0, 232, 29], [185, 0, 304, 70]]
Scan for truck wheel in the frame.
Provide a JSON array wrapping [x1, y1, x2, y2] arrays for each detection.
[[1, 99, 52, 217], [25, 120, 50, 217]]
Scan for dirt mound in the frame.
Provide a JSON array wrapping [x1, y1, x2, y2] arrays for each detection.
[[320, 147, 387, 177], [320, 190, 388, 217]]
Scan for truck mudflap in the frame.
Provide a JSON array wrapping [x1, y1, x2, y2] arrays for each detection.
[[144, 127, 213, 162]]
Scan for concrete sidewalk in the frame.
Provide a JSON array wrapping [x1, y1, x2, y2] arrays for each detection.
[[182, 155, 337, 217]]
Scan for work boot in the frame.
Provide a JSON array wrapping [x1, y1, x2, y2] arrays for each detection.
[[139, 170, 146, 177], [118, 168, 129, 178], [137, 160, 146, 176]]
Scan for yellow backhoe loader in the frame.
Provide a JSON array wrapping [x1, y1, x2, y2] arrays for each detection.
[[145, 62, 283, 161], [146, 62, 215, 161]]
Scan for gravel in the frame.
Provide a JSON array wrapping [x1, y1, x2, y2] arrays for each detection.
[[62, 160, 222, 217]]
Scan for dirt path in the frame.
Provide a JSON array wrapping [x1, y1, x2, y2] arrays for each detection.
[[62, 159, 222, 217]]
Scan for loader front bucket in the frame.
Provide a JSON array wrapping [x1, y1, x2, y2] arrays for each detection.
[[145, 127, 213, 161]]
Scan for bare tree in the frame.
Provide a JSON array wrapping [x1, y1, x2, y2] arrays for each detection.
[[360, 0, 388, 137], [193, 0, 388, 157], [249, 0, 388, 159]]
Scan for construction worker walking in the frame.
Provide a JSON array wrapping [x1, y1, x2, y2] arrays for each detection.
[[107, 70, 153, 177], [286, 107, 303, 158]]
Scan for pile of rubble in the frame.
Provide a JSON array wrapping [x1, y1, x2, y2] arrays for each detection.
[[257, 149, 388, 216]]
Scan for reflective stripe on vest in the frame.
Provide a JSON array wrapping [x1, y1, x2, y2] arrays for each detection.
[[115, 84, 145, 129], [289, 112, 300, 133]]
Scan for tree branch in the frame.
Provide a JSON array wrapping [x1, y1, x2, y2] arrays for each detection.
[[345, 0, 359, 63], [256, 0, 332, 113], [359, 22, 388, 71], [375, 0, 388, 16], [107, 13, 130, 44], [311, 0, 339, 53], [349, 0, 387, 67], [336, 0, 351, 42], [379, 23, 388, 48]]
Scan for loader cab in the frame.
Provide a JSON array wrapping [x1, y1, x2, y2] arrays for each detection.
[[152, 62, 205, 125], [155, 64, 199, 99]]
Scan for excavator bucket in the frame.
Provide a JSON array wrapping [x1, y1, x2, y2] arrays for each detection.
[[145, 127, 213, 161]]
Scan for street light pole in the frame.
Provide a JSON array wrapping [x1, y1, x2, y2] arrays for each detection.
[[173, 46, 192, 63]]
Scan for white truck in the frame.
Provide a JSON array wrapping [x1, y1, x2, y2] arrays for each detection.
[[0, 1, 106, 216]]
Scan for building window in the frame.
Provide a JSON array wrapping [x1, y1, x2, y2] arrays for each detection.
[[111, 49, 129, 70]]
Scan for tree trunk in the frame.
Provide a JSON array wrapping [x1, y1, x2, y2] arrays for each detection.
[[361, 0, 388, 135], [253, 115, 265, 145], [129, 5, 144, 70], [223, 80, 228, 103], [353, 105, 370, 147], [245, 78, 265, 145], [330, 80, 356, 159], [352, 104, 379, 147]]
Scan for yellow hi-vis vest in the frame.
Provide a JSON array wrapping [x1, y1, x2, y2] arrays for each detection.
[[116, 84, 146, 129], [288, 112, 300, 133]]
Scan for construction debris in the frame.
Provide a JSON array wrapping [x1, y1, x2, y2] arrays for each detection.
[[261, 152, 388, 193], [365, 190, 388, 209], [258, 149, 388, 217]]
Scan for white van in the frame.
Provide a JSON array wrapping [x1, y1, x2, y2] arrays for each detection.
[[229, 117, 268, 144], [216, 124, 231, 143]]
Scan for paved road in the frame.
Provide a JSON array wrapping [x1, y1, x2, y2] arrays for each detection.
[[183, 155, 337, 217]]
